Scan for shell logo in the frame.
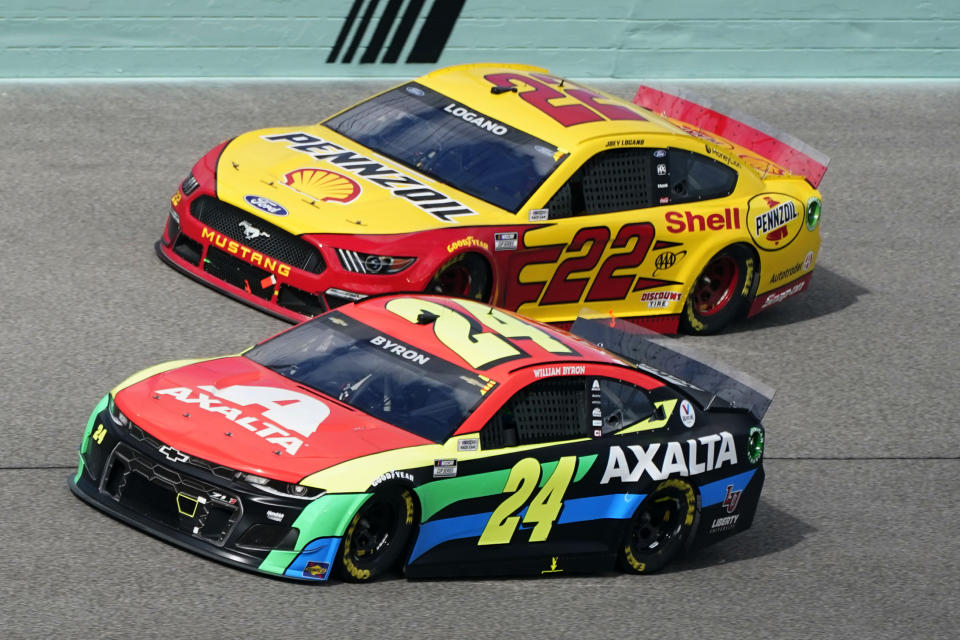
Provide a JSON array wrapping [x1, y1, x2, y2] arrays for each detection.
[[282, 168, 361, 204]]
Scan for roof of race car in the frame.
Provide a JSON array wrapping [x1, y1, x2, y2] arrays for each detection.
[[108, 295, 641, 483], [334, 294, 629, 379], [412, 63, 682, 149]]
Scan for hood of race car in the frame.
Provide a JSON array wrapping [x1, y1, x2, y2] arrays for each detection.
[[113, 356, 431, 484], [215, 125, 505, 236]]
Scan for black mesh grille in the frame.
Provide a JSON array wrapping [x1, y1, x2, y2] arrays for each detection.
[[581, 149, 653, 214], [103, 443, 242, 545], [480, 412, 518, 450], [191, 196, 325, 273], [545, 183, 573, 218], [482, 377, 588, 448], [512, 378, 588, 444]]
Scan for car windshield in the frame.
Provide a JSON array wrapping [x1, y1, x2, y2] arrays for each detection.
[[324, 82, 565, 212], [244, 311, 495, 442]]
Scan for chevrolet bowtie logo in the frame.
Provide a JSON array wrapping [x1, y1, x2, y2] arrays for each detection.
[[158, 445, 189, 464]]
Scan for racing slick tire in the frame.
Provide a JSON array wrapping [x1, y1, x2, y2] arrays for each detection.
[[618, 478, 698, 574], [427, 253, 491, 301], [680, 245, 756, 335], [336, 486, 417, 582]]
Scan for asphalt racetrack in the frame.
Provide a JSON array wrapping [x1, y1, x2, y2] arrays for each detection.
[[0, 79, 957, 639]]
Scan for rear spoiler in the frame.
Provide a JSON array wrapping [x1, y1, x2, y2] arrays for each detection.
[[634, 85, 830, 188], [571, 313, 775, 421]]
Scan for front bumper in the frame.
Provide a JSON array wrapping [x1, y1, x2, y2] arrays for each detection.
[[158, 194, 427, 324], [70, 400, 366, 582]]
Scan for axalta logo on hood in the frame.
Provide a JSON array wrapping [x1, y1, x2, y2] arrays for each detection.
[[155, 384, 330, 455], [748, 194, 803, 251]]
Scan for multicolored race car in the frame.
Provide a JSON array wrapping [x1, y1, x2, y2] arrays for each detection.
[[70, 295, 771, 581], [158, 63, 827, 334]]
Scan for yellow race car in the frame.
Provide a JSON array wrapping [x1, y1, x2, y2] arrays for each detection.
[[158, 63, 828, 334]]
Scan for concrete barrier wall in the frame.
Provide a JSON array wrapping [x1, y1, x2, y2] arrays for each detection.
[[2, 0, 958, 79]]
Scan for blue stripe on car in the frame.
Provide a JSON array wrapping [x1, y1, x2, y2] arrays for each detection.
[[408, 469, 758, 565], [699, 469, 757, 507], [408, 493, 643, 563]]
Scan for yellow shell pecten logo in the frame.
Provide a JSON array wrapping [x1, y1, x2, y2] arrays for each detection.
[[282, 168, 361, 204]]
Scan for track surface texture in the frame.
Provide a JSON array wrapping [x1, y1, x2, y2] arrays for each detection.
[[0, 80, 957, 640]]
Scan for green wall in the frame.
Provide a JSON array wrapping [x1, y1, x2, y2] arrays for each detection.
[[2, 0, 958, 78]]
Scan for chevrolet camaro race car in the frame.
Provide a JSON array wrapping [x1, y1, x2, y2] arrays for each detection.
[[71, 295, 771, 582], [158, 63, 828, 334]]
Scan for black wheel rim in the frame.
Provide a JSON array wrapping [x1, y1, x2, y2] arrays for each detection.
[[631, 495, 683, 553], [693, 255, 739, 316], [349, 498, 400, 561]]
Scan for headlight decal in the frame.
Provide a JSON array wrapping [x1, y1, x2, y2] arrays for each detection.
[[181, 172, 200, 196], [240, 472, 326, 500], [336, 248, 415, 274], [106, 394, 129, 428]]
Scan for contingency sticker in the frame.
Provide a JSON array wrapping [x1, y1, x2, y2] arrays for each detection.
[[494, 231, 518, 251], [457, 438, 479, 452], [679, 400, 696, 428], [434, 459, 458, 478]]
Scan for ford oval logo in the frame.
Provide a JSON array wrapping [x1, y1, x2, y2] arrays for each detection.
[[244, 194, 288, 216]]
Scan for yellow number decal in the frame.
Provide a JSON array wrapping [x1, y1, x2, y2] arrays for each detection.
[[524, 456, 576, 542], [455, 299, 575, 357], [385, 297, 520, 369], [91, 424, 107, 445], [478, 456, 576, 545], [478, 458, 540, 545]]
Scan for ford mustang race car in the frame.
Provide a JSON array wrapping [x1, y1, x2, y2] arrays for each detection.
[[71, 295, 770, 581], [158, 63, 828, 334]]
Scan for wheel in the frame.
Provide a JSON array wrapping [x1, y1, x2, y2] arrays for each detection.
[[680, 245, 755, 335], [336, 486, 416, 582], [427, 253, 491, 301], [619, 478, 697, 574]]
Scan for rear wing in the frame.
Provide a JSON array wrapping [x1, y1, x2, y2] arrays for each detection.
[[634, 84, 830, 188], [571, 313, 775, 421]]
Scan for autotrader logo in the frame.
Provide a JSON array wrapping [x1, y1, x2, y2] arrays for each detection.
[[328, 0, 466, 64]]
